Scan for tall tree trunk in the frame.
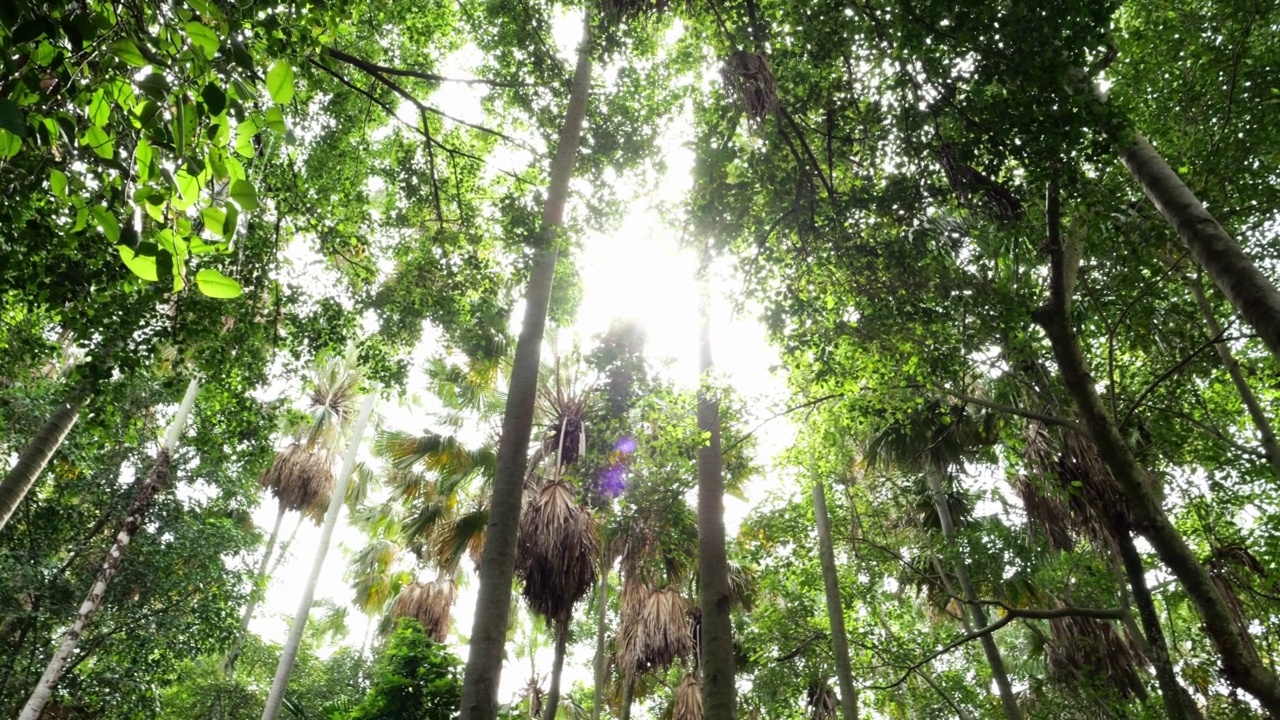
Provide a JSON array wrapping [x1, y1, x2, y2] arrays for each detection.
[[18, 379, 198, 720], [0, 396, 84, 533], [222, 501, 288, 676], [1115, 529, 1203, 720], [1033, 182, 1280, 715], [592, 552, 609, 720], [1186, 272, 1280, 480], [458, 15, 593, 720], [260, 394, 375, 720], [812, 481, 858, 720], [542, 621, 568, 720], [923, 468, 1021, 720], [1118, 135, 1280, 361], [696, 255, 736, 720]]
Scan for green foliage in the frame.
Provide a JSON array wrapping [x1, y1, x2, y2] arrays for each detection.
[[346, 618, 463, 720]]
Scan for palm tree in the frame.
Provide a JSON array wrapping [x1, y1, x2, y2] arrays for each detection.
[[0, 394, 84, 534], [260, 356, 376, 720], [459, 12, 594, 717], [19, 377, 200, 720], [223, 352, 362, 675], [812, 480, 859, 720]]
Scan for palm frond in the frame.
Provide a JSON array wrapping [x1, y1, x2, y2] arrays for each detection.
[[515, 481, 599, 623]]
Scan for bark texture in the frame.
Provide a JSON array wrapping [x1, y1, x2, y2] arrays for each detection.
[[261, 394, 375, 720], [0, 397, 84, 533], [592, 554, 609, 720], [696, 258, 736, 720], [1033, 183, 1280, 715], [1119, 135, 1280, 361], [813, 481, 859, 720], [457, 15, 593, 720]]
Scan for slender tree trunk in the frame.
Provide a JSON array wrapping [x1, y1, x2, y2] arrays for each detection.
[[1034, 182, 1280, 715], [923, 467, 1021, 720], [18, 379, 198, 720], [812, 481, 858, 720], [620, 677, 634, 720], [1118, 135, 1280, 361], [459, 16, 593, 720], [261, 394, 375, 720], [1116, 530, 1203, 720], [268, 512, 305, 578], [696, 254, 736, 720], [592, 552, 609, 720], [542, 622, 568, 720], [0, 396, 84, 533], [222, 501, 287, 676], [1185, 273, 1280, 480]]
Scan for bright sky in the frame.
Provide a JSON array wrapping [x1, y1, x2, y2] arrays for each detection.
[[249, 9, 796, 715]]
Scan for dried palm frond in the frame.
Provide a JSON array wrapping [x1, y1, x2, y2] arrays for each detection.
[[390, 578, 455, 643], [260, 443, 335, 523], [672, 674, 703, 720], [937, 143, 1023, 217], [1045, 612, 1147, 700], [617, 583, 693, 679], [805, 681, 838, 720], [522, 676, 545, 718], [515, 482, 599, 623], [1206, 544, 1266, 663], [433, 507, 488, 572], [723, 51, 778, 125]]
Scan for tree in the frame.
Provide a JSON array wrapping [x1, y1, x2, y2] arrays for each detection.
[[19, 377, 200, 720], [459, 13, 595, 719], [348, 618, 464, 720]]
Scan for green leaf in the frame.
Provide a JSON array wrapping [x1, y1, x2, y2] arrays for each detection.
[[175, 168, 200, 207], [183, 22, 220, 58], [82, 125, 114, 159], [266, 60, 295, 104], [229, 178, 258, 210], [234, 117, 257, 157], [201, 82, 227, 116], [196, 268, 243, 298], [229, 38, 255, 74], [110, 39, 149, 67], [264, 106, 286, 133], [138, 72, 171, 101], [223, 203, 240, 238], [50, 169, 67, 197], [0, 130, 20, 158], [0, 99, 27, 139], [117, 245, 158, 281], [201, 207, 227, 236], [88, 88, 112, 127], [92, 206, 120, 241]]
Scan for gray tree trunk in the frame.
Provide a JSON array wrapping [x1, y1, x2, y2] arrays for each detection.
[[696, 254, 736, 720], [0, 397, 84, 533], [542, 622, 568, 720], [812, 481, 858, 720], [1119, 135, 1280, 361], [1035, 183, 1280, 715], [923, 468, 1021, 720], [18, 378, 198, 720], [222, 501, 287, 676], [458, 15, 593, 720], [260, 394, 375, 720]]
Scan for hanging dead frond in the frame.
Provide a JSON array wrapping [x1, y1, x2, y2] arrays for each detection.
[[1206, 544, 1266, 664], [601, 0, 674, 22], [672, 674, 703, 720], [805, 681, 839, 720], [515, 482, 599, 623], [390, 579, 455, 643], [937, 144, 1023, 217], [260, 443, 335, 523], [616, 583, 694, 679], [1045, 612, 1147, 700], [723, 50, 779, 125]]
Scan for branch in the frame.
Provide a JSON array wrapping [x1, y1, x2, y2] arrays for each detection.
[[869, 606, 1124, 689], [722, 393, 844, 454], [324, 48, 534, 89], [941, 390, 1086, 435], [1119, 327, 1226, 429], [779, 106, 837, 199], [774, 630, 826, 663]]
